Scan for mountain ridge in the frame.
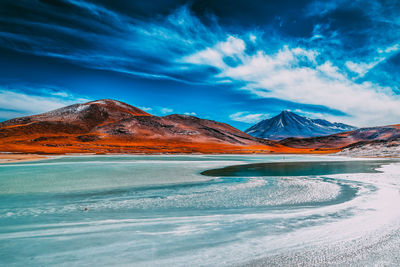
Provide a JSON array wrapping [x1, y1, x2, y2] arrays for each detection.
[[279, 124, 400, 155], [2, 100, 396, 155], [0, 99, 315, 154]]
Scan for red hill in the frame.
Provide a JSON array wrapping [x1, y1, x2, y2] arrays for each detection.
[[0, 99, 314, 154]]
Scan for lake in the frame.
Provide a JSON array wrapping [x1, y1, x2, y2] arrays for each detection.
[[1, 155, 399, 266]]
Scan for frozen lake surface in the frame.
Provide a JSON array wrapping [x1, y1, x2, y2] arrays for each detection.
[[1, 155, 399, 266]]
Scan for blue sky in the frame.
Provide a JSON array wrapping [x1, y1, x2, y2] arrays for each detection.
[[0, 0, 400, 129]]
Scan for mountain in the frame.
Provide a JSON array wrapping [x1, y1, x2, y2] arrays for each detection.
[[0, 99, 308, 154], [280, 124, 400, 156], [245, 110, 356, 140], [5, 100, 392, 155]]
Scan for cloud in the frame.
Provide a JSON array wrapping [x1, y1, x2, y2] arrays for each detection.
[[249, 34, 257, 43], [345, 60, 382, 77], [0, 88, 90, 120], [160, 107, 174, 114], [184, 112, 197, 116], [138, 106, 152, 112], [229, 112, 269, 123], [1, 1, 400, 126], [183, 36, 246, 71], [183, 35, 400, 126], [0, 3, 221, 84], [378, 44, 400, 54]]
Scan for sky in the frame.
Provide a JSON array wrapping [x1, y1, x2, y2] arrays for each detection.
[[0, 0, 400, 130]]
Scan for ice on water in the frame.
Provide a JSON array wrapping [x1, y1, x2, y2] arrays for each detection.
[[0, 155, 399, 266]]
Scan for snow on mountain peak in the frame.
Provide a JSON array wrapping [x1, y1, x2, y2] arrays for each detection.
[[245, 111, 356, 140]]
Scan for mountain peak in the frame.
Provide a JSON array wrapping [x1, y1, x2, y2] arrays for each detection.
[[88, 99, 118, 104], [278, 110, 297, 120], [85, 99, 152, 117], [245, 111, 356, 140], [280, 110, 291, 115]]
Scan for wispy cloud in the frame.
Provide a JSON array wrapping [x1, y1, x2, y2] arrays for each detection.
[[229, 112, 269, 123], [345, 61, 381, 77], [1, 1, 400, 126], [0, 87, 90, 120], [138, 106, 153, 112], [160, 107, 174, 114], [378, 44, 400, 54], [0, 3, 221, 84]]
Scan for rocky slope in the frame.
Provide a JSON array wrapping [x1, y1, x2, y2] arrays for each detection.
[[0, 99, 312, 154], [337, 138, 400, 157], [245, 110, 356, 140], [280, 124, 400, 156]]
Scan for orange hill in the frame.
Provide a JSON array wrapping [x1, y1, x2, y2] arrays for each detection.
[[0, 99, 324, 154]]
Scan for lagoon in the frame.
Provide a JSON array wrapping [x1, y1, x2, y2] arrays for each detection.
[[1, 155, 399, 266]]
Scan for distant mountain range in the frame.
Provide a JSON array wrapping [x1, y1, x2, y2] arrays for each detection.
[[245, 110, 357, 140]]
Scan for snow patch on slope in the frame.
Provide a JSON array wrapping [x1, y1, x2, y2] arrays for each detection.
[[337, 142, 400, 157]]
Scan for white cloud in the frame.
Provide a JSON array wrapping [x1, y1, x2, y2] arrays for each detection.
[[138, 106, 152, 112], [378, 44, 400, 54], [183, 36, 400, 127], [249, 34, 257, 43], [219, 36, 245, 55], [229, 112, 269, 123], [182, 36, 245, 69], [160, 107, 174, 114], [184, 112, 197, 116], [317, 61, 346, 80], [49, 91, 69, 97], [0, 89, 90, 120], [345, 60, 382, 77]]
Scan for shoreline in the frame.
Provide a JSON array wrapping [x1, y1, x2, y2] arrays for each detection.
[[0, 154, 50, 163], [0, 152, 398, 164]]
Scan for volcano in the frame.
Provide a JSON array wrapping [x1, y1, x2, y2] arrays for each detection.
[[245, 110, 356, 140]]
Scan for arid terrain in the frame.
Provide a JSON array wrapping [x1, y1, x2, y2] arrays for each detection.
[[0, 99, 325, 154], [280, 124, 400, 156], [0, 99, 399, 156]]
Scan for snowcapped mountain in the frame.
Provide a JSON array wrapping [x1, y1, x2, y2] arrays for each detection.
[[245, 110, 356, 140]]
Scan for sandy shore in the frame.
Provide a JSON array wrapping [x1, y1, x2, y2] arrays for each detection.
[[0, 154, 50, 163], [0, 152, 396, 164]]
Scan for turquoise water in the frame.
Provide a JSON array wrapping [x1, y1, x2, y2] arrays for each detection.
[[1, 155, 400, 266]]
